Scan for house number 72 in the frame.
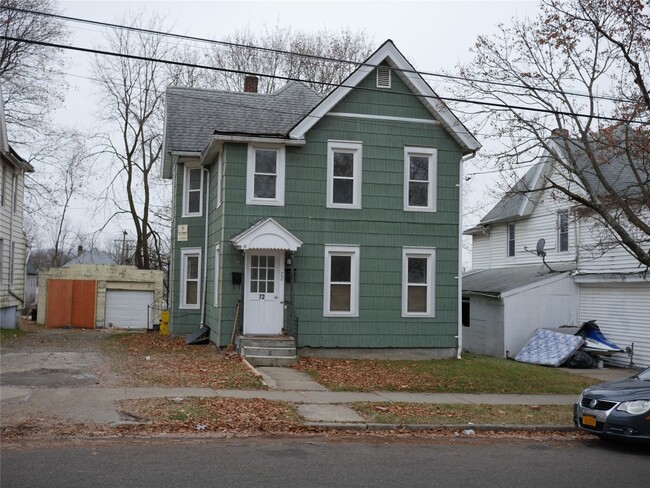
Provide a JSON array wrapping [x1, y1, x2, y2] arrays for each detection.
[[259, 294, 266, 300]]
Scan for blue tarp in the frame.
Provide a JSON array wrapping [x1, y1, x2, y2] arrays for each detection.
[[515, 328, 584, 367]]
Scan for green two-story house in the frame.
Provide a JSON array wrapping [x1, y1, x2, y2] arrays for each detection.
[[162, 40, 480, 362]]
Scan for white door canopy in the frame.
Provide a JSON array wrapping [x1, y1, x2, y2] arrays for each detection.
[[231, 218, 302, 251]]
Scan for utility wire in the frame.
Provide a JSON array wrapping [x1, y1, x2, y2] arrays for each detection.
[[2, 35, 643, 125], [4, 5, 636, 105]]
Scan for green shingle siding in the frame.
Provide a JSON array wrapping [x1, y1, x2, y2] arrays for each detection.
[[170, 69, 464, 349]]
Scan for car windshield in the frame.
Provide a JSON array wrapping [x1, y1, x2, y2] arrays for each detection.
[[636, 367, 650, 381]]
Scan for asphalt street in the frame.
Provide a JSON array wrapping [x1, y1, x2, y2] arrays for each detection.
[[1, 437, 649, 488]]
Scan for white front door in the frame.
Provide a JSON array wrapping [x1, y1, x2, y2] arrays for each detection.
[[244, 250, 284, 335]]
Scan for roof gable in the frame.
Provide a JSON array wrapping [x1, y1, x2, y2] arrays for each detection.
[[289, 40, 480, 154]]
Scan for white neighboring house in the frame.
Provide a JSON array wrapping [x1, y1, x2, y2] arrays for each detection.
[[463, 133, 649, 368], [0, 89, 34, 328]]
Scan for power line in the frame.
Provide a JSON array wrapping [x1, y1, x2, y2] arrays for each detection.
[[4, 5, 635, 105], [2, 35, 643, 125]]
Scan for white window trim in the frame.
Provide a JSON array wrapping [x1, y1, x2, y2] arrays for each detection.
[[180, 248, 201, 309], [323, 245, 360, 317], [557, 210, 569, 253], [507, 222, 516, 258], [214, 244, 220, 307], [216, 152, 223, 209], [326, 140, 363, 209], [403, 146, 437, 212], [402, 247, 436, 318], [182, 165, 203, 217], [246, 144, 285, 206]]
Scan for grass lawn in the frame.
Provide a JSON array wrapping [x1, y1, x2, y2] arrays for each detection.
[[102, 332, 265, 390], [352, 403, 573, 426], [0, 328, 30, 343], [118, 397, 301, 432], [293, 354, 598, 394]]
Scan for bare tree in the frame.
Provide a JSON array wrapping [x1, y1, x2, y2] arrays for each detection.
[[92, 13, 171, 270], [205, 26, 374, 93], [23, 130, 91, 266], [457, 0, 650, 267], [0, 0, 67, 147]]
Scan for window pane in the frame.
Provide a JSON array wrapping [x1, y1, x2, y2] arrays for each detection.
[[189, 168, 202, 189], [331, 255, 351, 282], [186, 282, 198, 305], [267, 281, 274, 293], [333, 152, 354, 177], [409, 182, 428, 207], [188, 191, 200, 213], [330, 284, 351, 311], [251, 281, 258, 293], [408, 257, 427, 284], [333, 179, 354, 204], [259, 256, 267, 267], [254, 175, 276, 198], [268, 256, 275, 267], [410, 156, 429, 181], [255, 150, 277, 174], [407, 286, 427, 313], [187, 256, 199, 279], [268, 269, 274, 281]]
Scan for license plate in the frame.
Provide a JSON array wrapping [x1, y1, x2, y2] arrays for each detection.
[[582, 415, 597, 427]]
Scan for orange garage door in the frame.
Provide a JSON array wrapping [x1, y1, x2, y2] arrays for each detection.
[[46, 279, 96, 328]]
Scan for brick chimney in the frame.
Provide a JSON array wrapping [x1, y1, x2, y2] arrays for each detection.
[[551, 128, 569, 138], [244, 75, 258, 93]]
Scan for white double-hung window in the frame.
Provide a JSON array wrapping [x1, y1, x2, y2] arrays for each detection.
[[183, 166, 203, 217], [247, 144, 285, 206], [323, 245, 360, 317], [327, 141, 362, 209], [402, 247, 436, 317], [404, 147, 437, 212], [180, 248, 201, 309], [557, 210, 569, 253]]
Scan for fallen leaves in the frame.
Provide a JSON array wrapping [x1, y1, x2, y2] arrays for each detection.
[[102, 333, 264, 390]]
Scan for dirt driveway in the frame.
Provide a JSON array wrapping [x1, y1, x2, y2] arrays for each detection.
[[1, 326, 126, 389]]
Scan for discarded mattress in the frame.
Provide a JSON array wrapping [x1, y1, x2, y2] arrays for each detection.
[[515, 328, 584, 367]]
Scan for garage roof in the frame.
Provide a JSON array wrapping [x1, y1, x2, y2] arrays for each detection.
[[463, 263, 576, 295]]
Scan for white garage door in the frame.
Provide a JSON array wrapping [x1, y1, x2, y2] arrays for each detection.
[[579, 284, 650, 368], [105, 290, 154, 329]]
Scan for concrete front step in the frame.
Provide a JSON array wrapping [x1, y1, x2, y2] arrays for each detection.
[[244, 356, 297, 367], [239, 335, 297, 366]]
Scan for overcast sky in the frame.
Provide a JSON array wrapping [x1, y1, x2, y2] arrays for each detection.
[[50, 0, 540, 262]]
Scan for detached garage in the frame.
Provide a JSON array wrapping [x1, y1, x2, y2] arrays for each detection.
[[38, 262, 164, 330]]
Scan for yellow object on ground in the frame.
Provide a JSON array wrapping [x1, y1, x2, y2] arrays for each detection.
[[160, 310, 169, 335]]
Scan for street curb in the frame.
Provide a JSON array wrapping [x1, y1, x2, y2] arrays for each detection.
[[303, 422, 578, 433]]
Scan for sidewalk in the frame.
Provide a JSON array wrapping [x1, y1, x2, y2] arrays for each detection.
[[3, 365, 628, 431]]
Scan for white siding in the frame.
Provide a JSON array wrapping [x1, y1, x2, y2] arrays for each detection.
[[469, 185, 577, 271], [463, 295, 505, 357], [503, 273, 579, 358], [579, 284, 650, 368], [1, 161, 28, 316], [577, 212, 649, 274], [471, 234, 491, 269]]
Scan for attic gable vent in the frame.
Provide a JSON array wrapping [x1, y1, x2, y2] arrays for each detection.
[[376, 66, 391, 88]]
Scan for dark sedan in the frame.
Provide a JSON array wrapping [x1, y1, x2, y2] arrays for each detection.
[[574, 367, 650, 442]]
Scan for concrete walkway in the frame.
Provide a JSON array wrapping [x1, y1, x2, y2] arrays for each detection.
[[0, 365, 636, 430]]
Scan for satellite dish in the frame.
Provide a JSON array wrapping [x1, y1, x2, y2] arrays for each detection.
[[536, 238, 546, 257]]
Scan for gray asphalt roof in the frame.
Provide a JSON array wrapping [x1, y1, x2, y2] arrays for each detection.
[[64, 250, 117, 266], [462, 263, 576, 295], [471, 133, 648, 228], [164, 81, 323, 155], [479, 161, 546, 225]]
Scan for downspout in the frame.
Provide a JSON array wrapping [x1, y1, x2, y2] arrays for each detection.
[[200, 167, 210, 327], [457, 151, 477, 359]]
